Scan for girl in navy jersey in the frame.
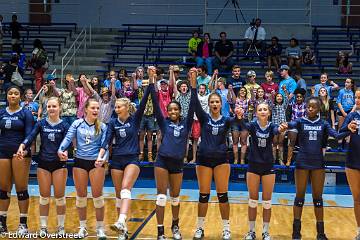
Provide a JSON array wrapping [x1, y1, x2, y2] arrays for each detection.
[[340, 89, 360, 239], [238, 102, 286, 240], [17, 97, 69, 235], [283, 97, 350, 240], [97, 80, 151, 240], [58, 98, 107, 239], [192, 79, 242, 240], [149, 69, 197, 240], [0, 86, 34, 235]]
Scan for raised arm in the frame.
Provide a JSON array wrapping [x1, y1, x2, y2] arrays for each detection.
[[185, 68, 198, 128], [82, 77, 93, 97], [208, 70, 218, 92], [149, 83, 165, 132], [135, 83, 153, 126], [170, 66, 178, 97]]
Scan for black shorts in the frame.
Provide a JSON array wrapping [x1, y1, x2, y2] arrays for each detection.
[[73, 158, 102, 172], [110, 155, 140, 171], [155, 155, 184, 174], [337, 109, 352, 117], [247, 162, 275, 176], [196, 155, 228, 169], [37, 160, 67, 173], [0, 149, 30, 159]]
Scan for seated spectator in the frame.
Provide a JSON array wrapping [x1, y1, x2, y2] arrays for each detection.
[[243, 18, 266, 59], [293, 74, 307, 92], [213, 32, 234, 71], [196, 65, 211, 90], [30, 39, 48, 92], [285, 38, 302, 74], [266, 36, 282, 71], [188, 30, 202, 58], [0, 54, 23, 92], [104, 70, 122, 91], [302, 45, 316, 64], [336, 45, 354, 74], [313, 72, 339, 97], [196, 33, 214, 74], [226, 65, 245, 96]]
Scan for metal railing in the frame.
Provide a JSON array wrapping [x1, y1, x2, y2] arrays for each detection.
[[61, 25, 92, 86]]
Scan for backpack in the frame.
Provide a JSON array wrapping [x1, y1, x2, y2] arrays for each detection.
[[32, 48, 48, 69]]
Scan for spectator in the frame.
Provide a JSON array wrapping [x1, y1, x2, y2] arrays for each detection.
[[90, 75, 101, 94], [172, 65, 182, 85], [318, 87, 335, 129], [117, 77, 137, 103], [196, 33, 213, 74], [243, 18, 266, 59], [118, 67, 128, 82], [272, 92, 288, 165], [266, 36, 282, 71], [336, 45, 354, 74], [188, 30, 201, 58], [38, 82, 57, 120], [249, 87, 272, 120], [0, 54, 23, 92], [278, 65, 297, 100], [9, 14, 23, 52], [244, 70, 260, 121], [213, 32, 234, 71], [285, 38, 302, 74], [226, 65, 245, 96], [75, 73, 93, 118], [196, 65, 211, 90], [213, 78, 234, 118], [313, 73, 339, 97], [294, 74, 307, 92], [30, 39, 48, 92], [104, 70, 121, 91], [134, 66, 145, 87], [261, 70, 279, 102], [21, 88, 39, 122], [89, 81, 116, 124], [57, 73, 78, 126], [302, 45, 316, 64], [0, 15, 4, 57]]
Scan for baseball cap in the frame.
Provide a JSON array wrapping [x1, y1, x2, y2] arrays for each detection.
[[280, 65, 290, 70], [246, 70, 256, 78]]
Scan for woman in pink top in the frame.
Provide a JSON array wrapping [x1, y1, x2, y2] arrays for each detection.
[[76, 73, 93, 118], [196, 33, 214, 74]]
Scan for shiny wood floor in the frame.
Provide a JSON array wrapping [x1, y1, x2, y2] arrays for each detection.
[[3, 197, 357, 239]]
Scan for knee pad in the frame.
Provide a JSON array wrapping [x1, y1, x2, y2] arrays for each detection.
[[76, 196, 87, 208], [248, 199, 258, 208], [93, 196, 105, 208], [120, 189, 131, 200], [55, 197, 66, 206], [199, 193, 210, 203], [156, 194, 167, 207], [262, 200, 272, 210], [217, 192, 229, 203], [39, 196, 50, 206], [294, 197, 304, 207], [170, 196, 180, 206], [313, 198, 323, 208], [116, 197, 121, 208], [0, 190, 10, 200], [17, 190, 29, 201]]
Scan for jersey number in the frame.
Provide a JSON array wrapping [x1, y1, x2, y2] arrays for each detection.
[[258, 138, 267, 147], [309, 131, 318, 141]]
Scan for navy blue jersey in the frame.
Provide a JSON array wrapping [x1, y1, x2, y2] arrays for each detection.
[[152, 86, 196, 160], [241, 120, 279, 164], [102, 85, 151, 157], [194, 94, 239, 159], [288, 117, 349, 169], [340, 111, 360, 169], [23, 119, 70, 162], [0, 107, 34, 153]]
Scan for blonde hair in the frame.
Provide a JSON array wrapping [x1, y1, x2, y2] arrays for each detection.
[[265, 70, 274, 78], [47, 96, 62, 115], [116, 98, 137, 115], [84, 98, 102, 135]]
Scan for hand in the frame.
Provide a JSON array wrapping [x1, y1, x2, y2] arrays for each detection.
[[147, 66, 156, 77], [213, 69, 219, 76], [281, 84, 287, 91], [169, 65, 174, 72], [49, 80, 56, 86], [60, 151, 68, 161], [58, 151, 68, 161], [310, 87, 315, 95], [110, 77, 116, 84], [279, 122, 288, 133], [131, 72, 137, 79], [95, 159, 105, 168], [348, 120, 358, 133], [235, 106, 244, 119], [16, 144, 25, 160], [228, 84, 233, 90]]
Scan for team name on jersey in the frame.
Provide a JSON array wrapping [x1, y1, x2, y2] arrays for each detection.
[[2, 116, 19, 121], [169, 123, 184, 130], [43, 128, 62, 133], [207, 120, 225, 128], [304, 125, 322, 131], [256, 131, 269, 138], [114, 123, 131, 129]]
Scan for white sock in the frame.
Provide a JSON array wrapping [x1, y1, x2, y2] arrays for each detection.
[[39, 216, 48, 228], [20, 213, 28, 218], [249, 221, 255, 232], [96, 221, 104, 229], [0, 211, 7, 216], [197, 217, 205, 229], [117, 213, 126, 223], [222, 219, 230, 231], [57, 215, 65, 227], [79, 220, 87, 228], [263, 222, 270, 233]]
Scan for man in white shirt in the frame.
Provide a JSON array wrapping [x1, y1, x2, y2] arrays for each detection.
[[243, 18, 266, 59]]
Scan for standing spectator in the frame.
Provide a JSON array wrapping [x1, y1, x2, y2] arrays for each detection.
[[213, 32, 234, 71], [90, 76, 101, 94], [318, 87, 335, 129], [278, 65, 297, 100], [302, 45, 316, 64], [285, 38, 302, 74], [0, 15, 4, 57], [104, 70, 121, 91], [196, 33, 213, 74], [21, 88, 39, 122], [226, 65, 246, 96], [118, 68, 128, 83], [75, 74, 93, 119], [57, 73, 78, 126], [244, 70, 260, 99], [188, 30, 202, 59], [9, 15, 22, 52], [261, 70, 279, 102], [90, 82, 116, 124], [294, 74, 307, 92], [266, 36, 282, 71], [0, 55, 23, 92], [117, 77, 137, 103], [38, 82, 58, 120], [313, 73, 339, 97], [196, 65, 212, 90], [31, 39, 48, 92], [243, 18, 266, 59]]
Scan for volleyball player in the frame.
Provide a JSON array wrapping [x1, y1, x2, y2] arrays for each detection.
[[58, 98, 107, 239], [150, 68, 197, 240], [0, 86, 34, 234], [17, 97, 69, 235]]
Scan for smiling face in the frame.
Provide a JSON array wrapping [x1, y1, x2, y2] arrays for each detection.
[[167, 102, 181, 122], [239, 87, 247, 98], [257, 88, 265, 99], [7, 87, 21, 106], [232, 68, 240, 78], [85, 100, 100, 121], [320, 74, 328, 84], [209, 94, 222, 115], [256, 103, 270, 120], [115, 99, 130, 120], [47, 98, 60, 118], [275, 93, 283, 104]]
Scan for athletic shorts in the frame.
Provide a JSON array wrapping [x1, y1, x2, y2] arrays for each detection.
[[73, 158, 103, 172], [196, 155, 228, 169], [37, 160, 67, 173], [140, 115, 158, 132], [110, 155, 140, 171], [337, 109, 352, 117], [247, 162, 275, 176], [0, 148, 30, 159], [191, 120, 201, 140], [155, 155, 184, 174]]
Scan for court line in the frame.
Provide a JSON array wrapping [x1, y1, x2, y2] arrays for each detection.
[[130, 209, 156, 240]]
